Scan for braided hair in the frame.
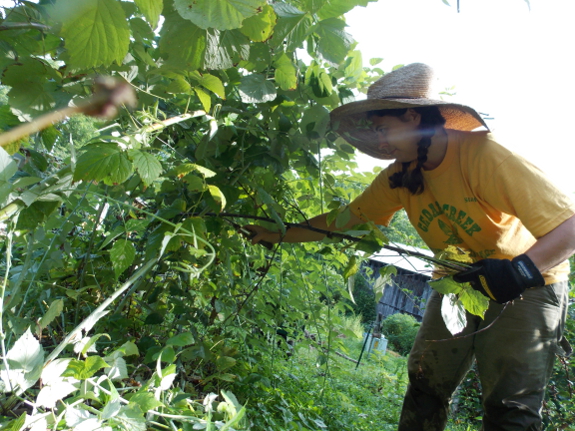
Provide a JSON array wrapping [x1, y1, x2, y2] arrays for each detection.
[[369, 106, 446, 195]]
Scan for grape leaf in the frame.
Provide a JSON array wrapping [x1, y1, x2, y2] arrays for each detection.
[[74, 143, 133, 184], [110, 239, 136, 278], [429, 277, 463, 295], [270, 3, 313, 52], [190, 72, 226, 98], [167, 332, 195, 347], [239, 74, 277, 103], [459, 285, 489, 318], [174, 0, 266, 31], [134, 0, 163, 29], [63, 356, 110, 380], [128, 392, 164, 412], [240, 4, 276, 42], [314, 17, 354, 65], [208, 185, 227, 212], [130, 150, 163, 186], [159, 5, 206, 70], [56, 0, 130, 69], [204, 29, 250, 70], [343, 255, 359, 279], [274, 53, 298, 91]]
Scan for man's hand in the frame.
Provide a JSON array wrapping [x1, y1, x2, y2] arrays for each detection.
[[453, 254, 545, 303], [241, 225, 280, 248]]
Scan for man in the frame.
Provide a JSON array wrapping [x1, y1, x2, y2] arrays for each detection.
[[246, 63, 575, 430]]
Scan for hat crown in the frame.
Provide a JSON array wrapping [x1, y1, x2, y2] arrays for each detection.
[[367, 63, 437, 100]]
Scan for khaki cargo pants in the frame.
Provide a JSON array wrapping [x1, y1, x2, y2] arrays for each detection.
[[398, 282, 569, 431]]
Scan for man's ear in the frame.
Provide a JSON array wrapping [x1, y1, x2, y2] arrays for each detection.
[[403, 108, 421, 125]]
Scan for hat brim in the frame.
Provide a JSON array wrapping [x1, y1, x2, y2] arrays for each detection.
[[330, 99, 489, 160]]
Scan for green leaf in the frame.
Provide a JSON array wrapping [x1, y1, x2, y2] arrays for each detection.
[[110, 239, 136, 278], [2, 59, 56, 114], [29, 149, 48, 172], [239, 74, 277, 103], [74, 143, 134, 184], [41, 125, 61, 152], [274, 54, 298, 91], [429, 277, 463, 295], [240, 4, 276, 42], [342, 255, 359, 279], [0, 105, 20, 131], [458, 285, 489, 318], [314, 18, 354, 65], [117, 341, 139, 357], [194, 73, 226, 99], [194, 164, 217, 178], [344, 50, 364, 82], [56, 0, 130, 69], [216, 356, 237, 371], [204, 29, 250, 70], [159, 4, 206, 70], [38, 299, 64, 330], [270, 3, 313, 52], [17, 201, 61, 231], [130, 150, 163, 186], [134, 0, 163, 29], [174, 0, 266, 30], [240, 42, 271, 72], [335, 206, 351, 229], [0, 147, 18, 185], [111, 404, 147, 431], [316, 0, 373, 19], [1, 413, 26, 431], [166, 77, 193, 94], [128, 392, 164, 412], [208, 185, 227, 212], [63, 356, 109, 380], [186, 173, 207, 192], [130, 18, 156, 44], [195, 87, 212, 112], [326, 207, 339, 228], [167, 332, 195, 347]]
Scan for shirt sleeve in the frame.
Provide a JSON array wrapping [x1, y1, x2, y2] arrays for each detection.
[[348, 165, 404, 226], [474, 140, 575, 239]]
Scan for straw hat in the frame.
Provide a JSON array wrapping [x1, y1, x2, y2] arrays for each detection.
[[330, 63, 489, 159]]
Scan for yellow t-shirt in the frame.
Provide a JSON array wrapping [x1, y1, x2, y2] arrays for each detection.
[[349, 130, 575, 284]]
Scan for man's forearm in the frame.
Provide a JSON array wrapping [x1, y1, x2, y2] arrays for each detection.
[[525, 214, 575, 273]]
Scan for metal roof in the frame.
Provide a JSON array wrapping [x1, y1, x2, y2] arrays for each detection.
[[368, 244, 434, 277]]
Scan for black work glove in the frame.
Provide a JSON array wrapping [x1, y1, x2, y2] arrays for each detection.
[[453, 254, 545, 304]]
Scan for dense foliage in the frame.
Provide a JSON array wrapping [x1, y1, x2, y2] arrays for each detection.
[[0, 0, 395, 428]]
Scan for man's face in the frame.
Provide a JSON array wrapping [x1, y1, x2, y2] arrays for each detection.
[[370, 109, 422, 163]]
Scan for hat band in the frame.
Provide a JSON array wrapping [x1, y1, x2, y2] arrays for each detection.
[[378, 96, 421, 100]]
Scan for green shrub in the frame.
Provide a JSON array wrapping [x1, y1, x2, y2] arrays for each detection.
[[381, 313, 420, 356]]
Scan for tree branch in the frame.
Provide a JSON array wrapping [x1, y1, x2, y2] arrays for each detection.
[[0, 23, 50, 32], [205, 212, 468, 272]]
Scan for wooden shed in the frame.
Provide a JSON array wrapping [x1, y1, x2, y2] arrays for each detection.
[[365, 246, 434, 322]]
